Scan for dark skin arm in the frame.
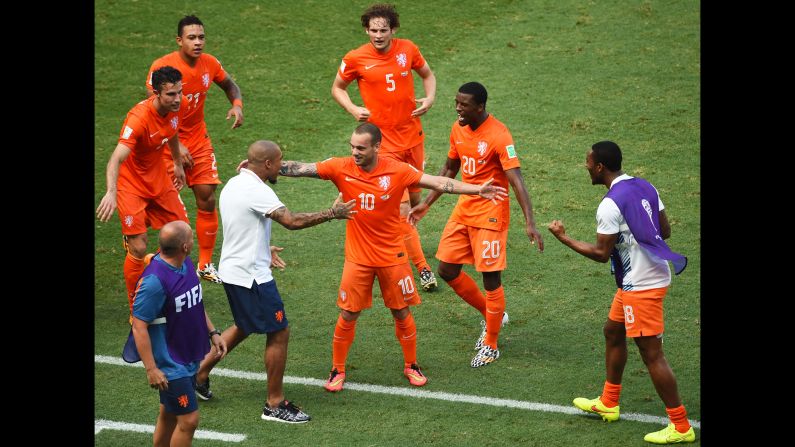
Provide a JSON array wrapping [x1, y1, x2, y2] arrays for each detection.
[[216, 76, 243, 128], [505, 167, 543, 251], [267, 193, 355, 230], [659, 210, 671, 240], [548, 220, 618, 263]]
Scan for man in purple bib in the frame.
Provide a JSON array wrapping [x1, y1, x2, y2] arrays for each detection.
[[548, 141, 695, 444], [130, 220, 228, 446]]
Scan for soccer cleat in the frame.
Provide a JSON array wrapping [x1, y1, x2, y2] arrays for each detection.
[[573, 396, 620, 422], [474, 312, 509, 350], [194, 378, 213, 401], [261, 400, 311, 424], [197, 262, 223, 284], [419, 267, 438, 291], [323, 368, 346, 392], [471, 345, 500, 367], [643, 423, 695, 444], [403, 363, 428, 386]]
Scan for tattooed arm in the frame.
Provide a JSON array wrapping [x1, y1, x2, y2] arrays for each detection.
[[416, 174, 509, 202], [267, 193, 356, 230], [279, 161, 320, 178]]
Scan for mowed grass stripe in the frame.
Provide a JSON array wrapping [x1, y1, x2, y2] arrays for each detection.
[[95, 355, 700, 429]]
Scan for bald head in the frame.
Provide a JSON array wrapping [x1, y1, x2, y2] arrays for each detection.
[[247, 140, 283, 184], [247, 140, 282, 164], [159, 220, 193, 256]]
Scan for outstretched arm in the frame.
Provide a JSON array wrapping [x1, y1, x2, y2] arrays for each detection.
[[268, 193, 356, 230], [279, 160, 320, 178], [548, 220, 618, 263], [407, 157, 460, 225], [505, 168, 544, 252], [417, 174, 508, 201], [216, 76, 244, 129]]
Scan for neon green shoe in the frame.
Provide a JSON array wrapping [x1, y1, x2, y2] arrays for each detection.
[[572, 396, 620, 422], [643, 423, 695, 444]]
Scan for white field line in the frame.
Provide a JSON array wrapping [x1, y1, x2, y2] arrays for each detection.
[[95, 355, 700, 429], [94, 419, 245, 442]]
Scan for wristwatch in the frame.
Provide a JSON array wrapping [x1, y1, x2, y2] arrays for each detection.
[[208, 329, 222, 339]]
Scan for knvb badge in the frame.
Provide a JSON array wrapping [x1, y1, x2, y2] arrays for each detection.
[[506, 144, 517, 159]]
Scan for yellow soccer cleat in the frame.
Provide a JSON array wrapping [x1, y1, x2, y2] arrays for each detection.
[[643, 423, 695, 444], [573, 396, 620, 422]]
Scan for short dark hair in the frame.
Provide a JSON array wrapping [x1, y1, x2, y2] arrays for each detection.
[[151, 66, 182, 93], [355, 122, 382, 146], [591, 141, 622, 171], [178, 15, 203, 37], [361, 3, 399, 29], [458, 82, 488, 106]]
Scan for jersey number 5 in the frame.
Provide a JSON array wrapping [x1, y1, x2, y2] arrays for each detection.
[[385, 74, 396, 92]]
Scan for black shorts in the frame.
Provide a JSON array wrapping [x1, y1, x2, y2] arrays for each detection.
[[159, 376, 198, 415], [223, 279, 288, 335]]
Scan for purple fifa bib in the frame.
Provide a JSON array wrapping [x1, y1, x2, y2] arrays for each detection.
[[147, 256, 211, 364], [605, 178, 687, 287]]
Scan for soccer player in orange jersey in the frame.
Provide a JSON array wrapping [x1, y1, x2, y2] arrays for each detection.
[[278, 123, 508, 391], [331, 3, 439, 292], [147, 15, 244, 284], [409, 82, 544, 368], [97, 66, 190, 315]]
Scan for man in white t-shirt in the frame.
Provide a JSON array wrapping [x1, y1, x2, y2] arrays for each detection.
[[547, 141, 695, 444], [193, 140, 356, 424]]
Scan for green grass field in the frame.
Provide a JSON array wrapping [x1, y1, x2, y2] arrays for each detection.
[[95, 1, 700, 445]]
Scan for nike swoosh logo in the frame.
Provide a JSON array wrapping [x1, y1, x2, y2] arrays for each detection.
[[590, 405, 617, 414], [455, 141, 463, 144], [344, 176, 356, 181], [485, 260, 496, 265], [364, 64, 377, 70], [328, 377, 345, 386], [150, 131, 160, 138], [333, 335, 344, 339], [401, 332, 416, 339]]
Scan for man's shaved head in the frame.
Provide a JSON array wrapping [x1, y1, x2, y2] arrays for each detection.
[[159, 220, 193, 256]]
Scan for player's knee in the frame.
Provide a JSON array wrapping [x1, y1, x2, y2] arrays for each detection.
[[603, 321, 625, 344], [124, 234, 148, 258], [177, 412, 199, 433]]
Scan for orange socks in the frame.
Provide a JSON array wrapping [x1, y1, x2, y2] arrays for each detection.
[[484, 286, 506, 349], [394, 312, 418, 367], [123, 252, 146, 314], [666, 405, 691, 433], [196, 209, 219, 268], [401, 216, 429, 272], [600, 381, 622, 408], [332, 315, 357, 373], [447, 272, 487, 317]]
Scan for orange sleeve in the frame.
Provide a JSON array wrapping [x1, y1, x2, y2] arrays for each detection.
[[118, 113, 144, 148], [408, 40, 426, 70], [402, 161, 424, 187], [207, 54, 227, 83], [494, 129, 521, 171], [338, 50, 359, 83], [315, 157, 342, 181]]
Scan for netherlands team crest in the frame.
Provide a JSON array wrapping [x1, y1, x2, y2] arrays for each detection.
[[124, 215, 134, 227], [202, 73, 210, 88], [170, 117, 179, 129], [396, 53, 407, 67], [478, 141, 488, 156], [378, 175, 391, 191]]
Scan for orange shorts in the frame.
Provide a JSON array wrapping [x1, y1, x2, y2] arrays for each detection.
[[381, 142, 424, 195], [608, 287, 668, 337], [163, 139, 222, 187], [435, 220, 508, 272], [116, 188, 189, 235], [337, 260, 421, 312]]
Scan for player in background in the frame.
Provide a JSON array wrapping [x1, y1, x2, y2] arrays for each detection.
[[97, 65, 190, 317], [409, 82, 544, 368], [331, 3, 439, 291], [278, 123, 507, 391], [147, 15, 244, 284], [548, 141, 694, 444]]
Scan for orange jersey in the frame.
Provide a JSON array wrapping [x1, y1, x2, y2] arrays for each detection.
[[338, 38, 426, 152], [146, 52, 227, 153], [448, 114, 520, 231], [316, 156, 423, 267], [117, 96, 181, 198]]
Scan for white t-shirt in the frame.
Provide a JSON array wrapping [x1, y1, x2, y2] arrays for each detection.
[[596, 174, 670, 291], [218, 168, 285, 287]]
